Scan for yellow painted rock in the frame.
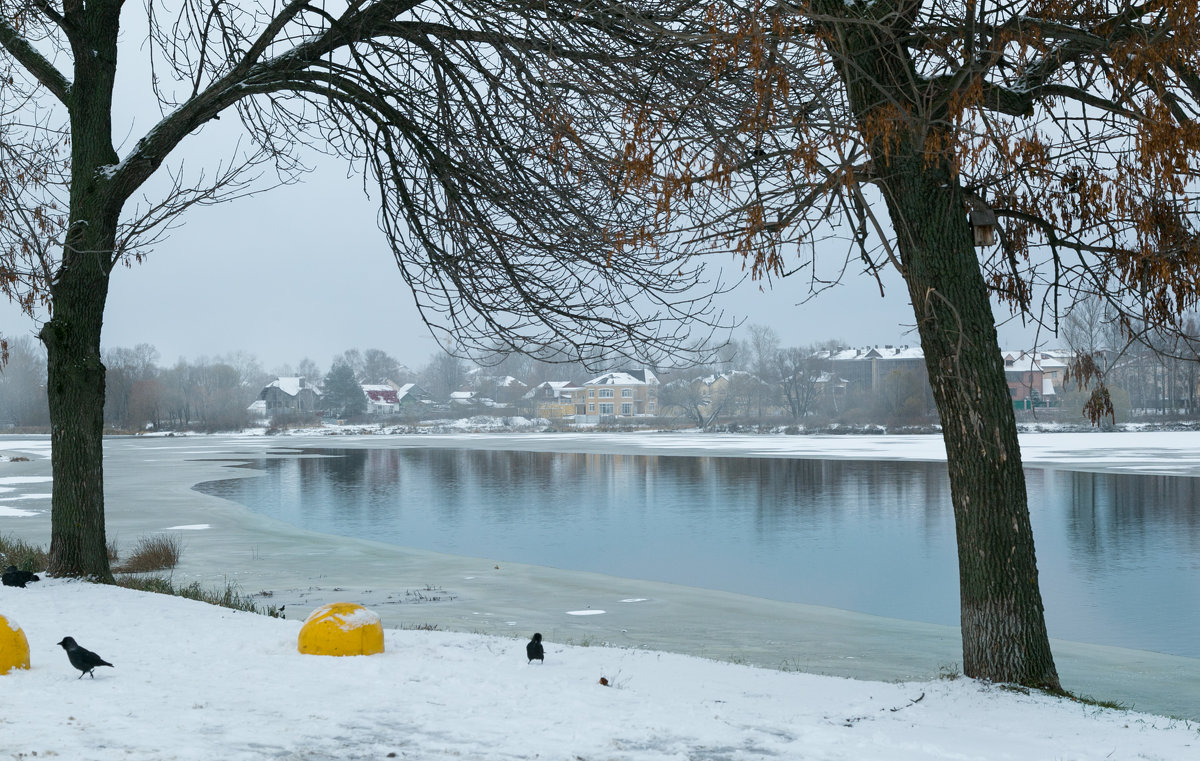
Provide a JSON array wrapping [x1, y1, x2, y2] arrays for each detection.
[[297, 603, 384, 656], [0, 613, 31, 674]]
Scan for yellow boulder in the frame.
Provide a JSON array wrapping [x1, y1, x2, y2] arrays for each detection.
[[0, 613, 31, 675], [297, 603, 384, 656]]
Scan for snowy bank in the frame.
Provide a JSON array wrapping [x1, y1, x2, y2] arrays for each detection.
[[1, 580, 1196, 760]]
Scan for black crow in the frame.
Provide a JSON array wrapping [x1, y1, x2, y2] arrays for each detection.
[[2, 565, 40, 588], [57, 636, 114, 679], [526, 632, 544, 663]]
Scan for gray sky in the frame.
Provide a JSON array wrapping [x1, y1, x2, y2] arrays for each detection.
[[0, 161, 1040, 373]]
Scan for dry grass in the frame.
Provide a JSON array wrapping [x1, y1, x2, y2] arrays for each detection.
[[0, 533, 48, 572], [113, 534, 182, 573], [114, 575, 285, 617], [2, 534, 123, 572]]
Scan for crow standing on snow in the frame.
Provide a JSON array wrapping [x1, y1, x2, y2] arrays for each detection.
[[57, 636, 114, 679], [2, 565, 40, 587], [526, 632, 544, 663]]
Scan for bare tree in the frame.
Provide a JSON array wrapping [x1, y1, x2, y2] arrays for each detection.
[[361, 349, 405, 385], [775, 346, 824, 421], [103, 344, 160, 429], [0, 335, 49, 426], [0, 0, 718, 579], [420, 350, 468, 400], [743, 324, 780, 378], [332, 350, 367, 381], [294, 358, 322, 384], [659, 375, 728, 429], [1062, 296, 1116, 363]]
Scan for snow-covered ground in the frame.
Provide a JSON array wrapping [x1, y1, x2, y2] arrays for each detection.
[[2, 578, 1197, 761]]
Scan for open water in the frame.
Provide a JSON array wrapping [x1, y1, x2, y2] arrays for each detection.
[[196, 447, 1200, 658]]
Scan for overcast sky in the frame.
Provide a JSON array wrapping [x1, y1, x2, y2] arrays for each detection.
[[0, 157, 1041, 374]]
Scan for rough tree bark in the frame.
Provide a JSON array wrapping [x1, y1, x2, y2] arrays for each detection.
[[883, 164, 1059, 689], [824, 2, 1061, 689], [42, 235, 115, 582]]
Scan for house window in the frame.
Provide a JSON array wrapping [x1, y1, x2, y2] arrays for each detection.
[[648, 403, 655, 412], [599, 403, 614, 414], [621, 403, 632, 415], [588, 403, 595, 412], [588, 389, 595, 397], [599, 388, 614, 398], [622, 389, 633, 398]]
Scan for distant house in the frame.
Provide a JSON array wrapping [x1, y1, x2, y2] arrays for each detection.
[[812, 345, 927, 392], [361, 384, 402, 416], [392, 382, 433, 409], [1032, 349, 1072, 393], [581, 369, 659, 419], [1003, 353, 1058, 408], [259, 377, 321, 415], [697, 373, 730, 406], [476, 375, 530, 405], [524, 381, 584, 419]]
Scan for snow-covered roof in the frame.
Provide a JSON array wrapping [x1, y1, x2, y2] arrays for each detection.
[[1003, 348, 1073, 366], [1042, 378, 1057, 396], [450, 391, 475, 400], [1036, 354, 1070, 370], [264, 377, 314, 397], [585, 369, 659, 386], [523, 381, 582, 399], [1005, 357, 1044, 374], [815, 346, 923, 361], [876, 345, 924, 359]]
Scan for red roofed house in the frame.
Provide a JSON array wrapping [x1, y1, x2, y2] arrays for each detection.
[[361, 384, 402, 416]]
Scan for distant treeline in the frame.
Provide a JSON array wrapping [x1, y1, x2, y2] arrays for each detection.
[[1, 317, 1197, 432]]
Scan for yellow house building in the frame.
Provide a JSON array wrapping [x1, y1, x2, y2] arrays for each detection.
[[581, 369, 659, 419]]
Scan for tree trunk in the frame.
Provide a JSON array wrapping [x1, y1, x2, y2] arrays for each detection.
[[817, 0, 1061, 689], [881, 162, 1061, 690], [41, 226, 115, 582], [40, 1, 123, 581]]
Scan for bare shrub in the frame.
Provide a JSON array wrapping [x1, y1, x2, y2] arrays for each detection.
[[113, 534, 182, 573], [0, 533, 48, 571]]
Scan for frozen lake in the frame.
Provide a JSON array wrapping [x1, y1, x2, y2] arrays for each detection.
[[197, 447, 1200, 659]]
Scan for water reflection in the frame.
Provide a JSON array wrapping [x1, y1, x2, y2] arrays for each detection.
[[1030, 469, 1200, 658], [196, 449, 1199, 657]]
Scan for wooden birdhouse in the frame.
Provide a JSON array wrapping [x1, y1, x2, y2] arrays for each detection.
[[970, 208, 998, 247]]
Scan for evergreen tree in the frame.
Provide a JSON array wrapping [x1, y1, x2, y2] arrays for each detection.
[[323, 364, 366, 420]]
